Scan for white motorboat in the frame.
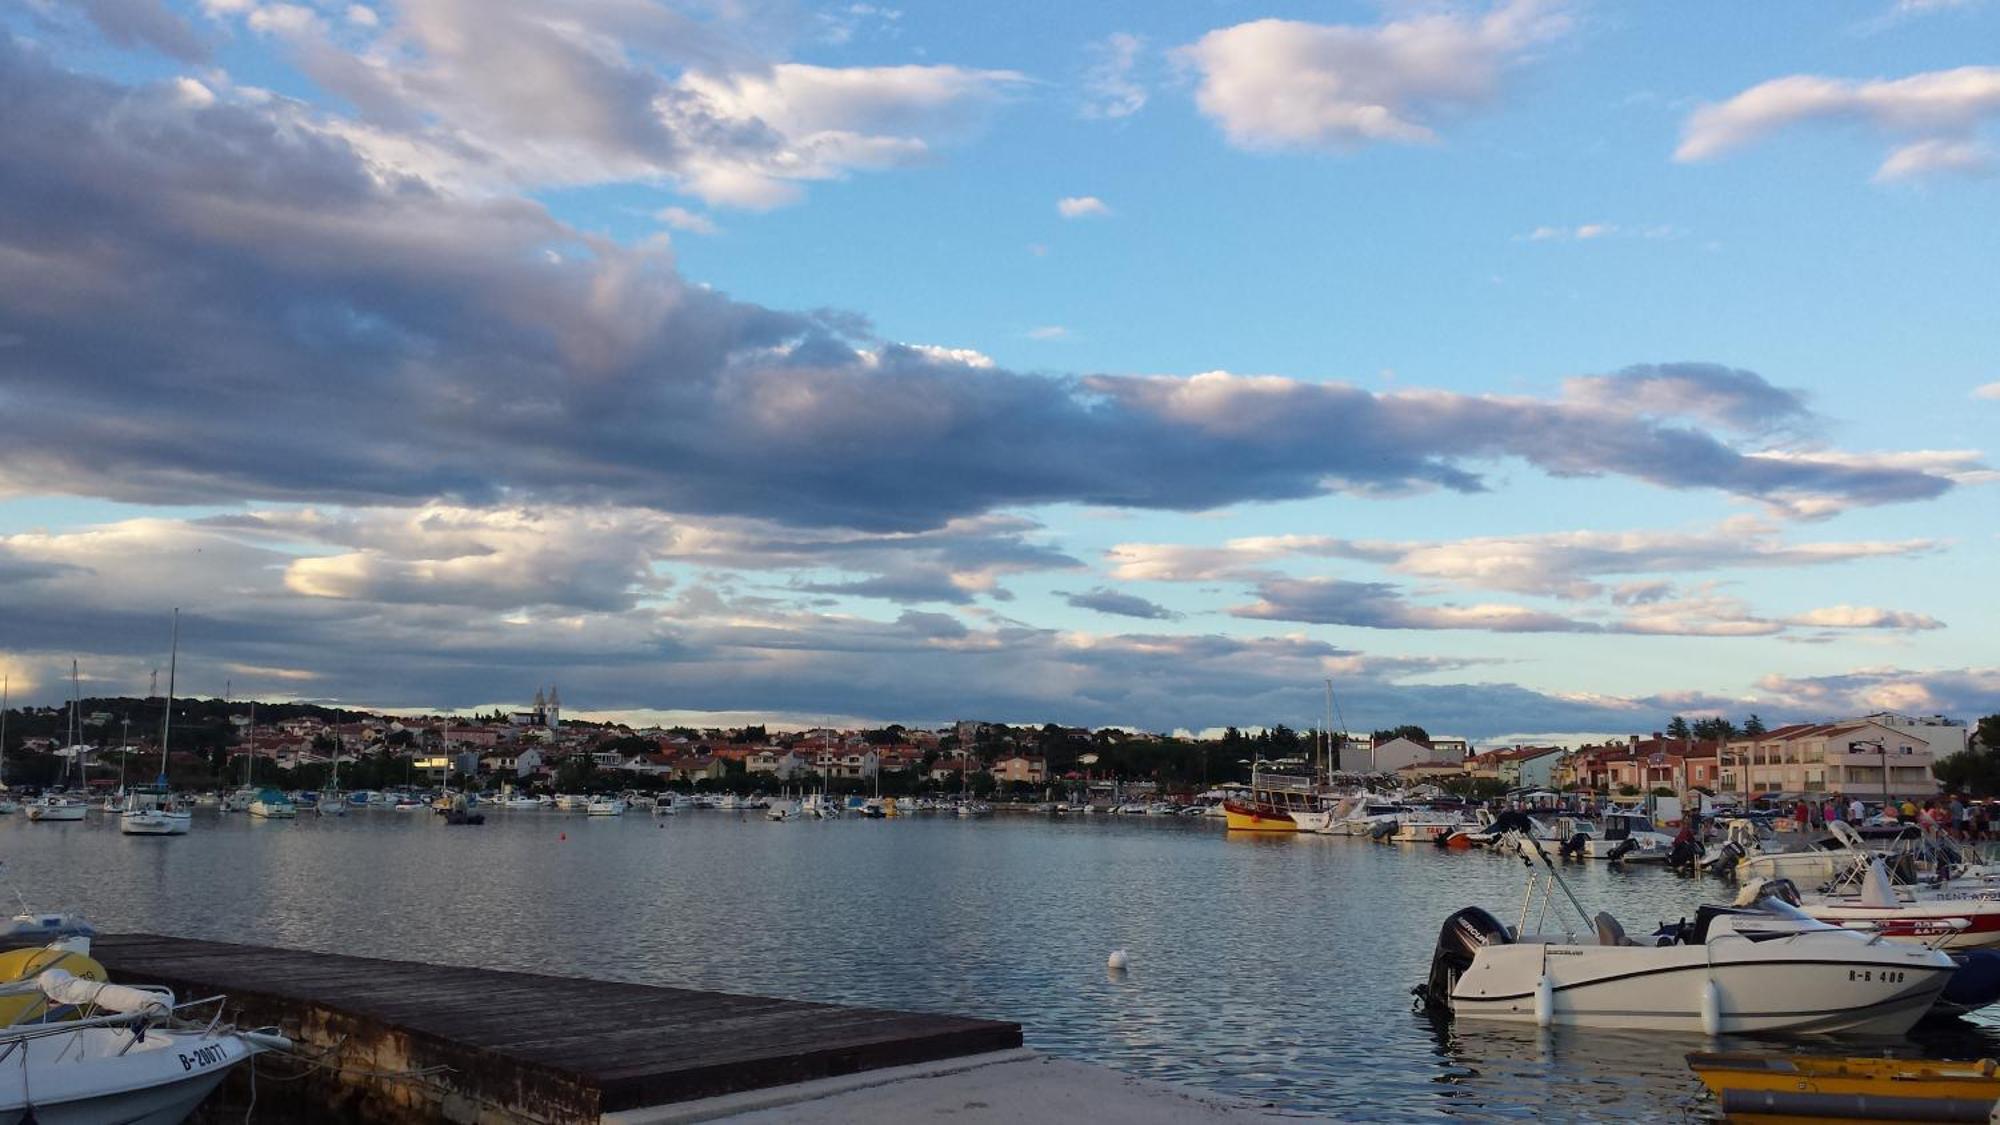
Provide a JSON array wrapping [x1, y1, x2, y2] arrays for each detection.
[[1768, 859, 2000, 950], [503, 796, 540, 810], [767, 800, 801, 822], [1552, 812, 1674, 863], [586, 797, 627, 816], [1418, 815, 1955, 1035], [220, 787, 256, 813], [652, 795, 680, 816], [24, 796, 88, 823], [0, 969, 287, 1122], [554, 794, 588, 811], [717, 794, 742, 811]]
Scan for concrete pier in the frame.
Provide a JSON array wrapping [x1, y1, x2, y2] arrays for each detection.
[[90, 934, 1023, 1123]]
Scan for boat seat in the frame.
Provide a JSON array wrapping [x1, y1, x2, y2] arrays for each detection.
[[1595, 911, 1634, 947]]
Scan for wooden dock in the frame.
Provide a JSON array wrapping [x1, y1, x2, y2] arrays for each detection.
[[90, 934, 1022, 1124]]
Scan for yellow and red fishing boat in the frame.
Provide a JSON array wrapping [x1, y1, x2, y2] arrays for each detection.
[[1689, 1051, 2000, 1122]]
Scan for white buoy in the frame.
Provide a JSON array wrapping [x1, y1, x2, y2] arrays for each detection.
[[1107, 949, 1129, 971], [1699, 979, 1722, 1036], [1533, 974, 1554, 1028]]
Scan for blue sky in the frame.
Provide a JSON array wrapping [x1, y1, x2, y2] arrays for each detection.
[[0, 0, 1994, 741]]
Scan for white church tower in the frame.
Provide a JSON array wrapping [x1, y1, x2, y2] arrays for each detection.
[[546, 684, 561, 729]]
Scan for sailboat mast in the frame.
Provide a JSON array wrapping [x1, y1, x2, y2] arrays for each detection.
[[1, 675, 8, 786], [158, 609, 178, 787], [68, 659, 78, 787]]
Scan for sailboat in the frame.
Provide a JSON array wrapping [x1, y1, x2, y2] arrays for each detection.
[[316, 735, 347, 816], [26, 663, 88, 822], [121, 610, 192, 836], [0, 676, 18, 814], [222, 701, 257, 812]]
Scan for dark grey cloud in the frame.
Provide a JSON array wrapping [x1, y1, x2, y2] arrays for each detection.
[[0, 41, 1975, 534], [72, 0, 209, 63], [1232, 578, 1595, 633], [1062, 587, 1183, 620]]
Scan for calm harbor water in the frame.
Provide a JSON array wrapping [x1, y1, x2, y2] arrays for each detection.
[[4, 808, 1997, 1121]]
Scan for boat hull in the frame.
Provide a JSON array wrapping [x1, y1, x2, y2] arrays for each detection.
[[1452, 941, 1952, 1034], [118, 812, 191, 836], [1222, 800, 1297, 832], [25, 805, 86, 823]]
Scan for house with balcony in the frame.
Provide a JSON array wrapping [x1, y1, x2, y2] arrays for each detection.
[[990, 754, 1047, 785], [1721, 719, 1939, 801]]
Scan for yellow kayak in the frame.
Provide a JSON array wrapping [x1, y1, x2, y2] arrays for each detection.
[[1689, 1051, 2000, 1122]]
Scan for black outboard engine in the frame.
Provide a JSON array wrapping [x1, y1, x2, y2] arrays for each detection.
[[1668, 835, 1702, 874], [1370, 819, 1400, 841], [1605, 837, 1638, 865], [1559, 833, 1589, 861], [1703, 840, 1744, 878], [1415, 906, 1511, 1015], [1762, 877, 1801, 906]]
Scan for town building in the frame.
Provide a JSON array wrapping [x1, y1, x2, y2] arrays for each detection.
[[1722, 719, 1940, 801], [990, 754, 1047, 785]]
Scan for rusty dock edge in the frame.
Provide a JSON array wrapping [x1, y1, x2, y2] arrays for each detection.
[[90, 934, 1023, 1124]]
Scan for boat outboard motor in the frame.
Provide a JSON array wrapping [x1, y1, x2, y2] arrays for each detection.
[[1703, 840, 1744, 877], [1559, 833, 1589, 861], [1415, 907, 1511, 1015], [1762, 878, 1801, 906], [1605, 837, 1638, 865], [1370, 819, 1399, 841], [1668, 836, 1703, 873]]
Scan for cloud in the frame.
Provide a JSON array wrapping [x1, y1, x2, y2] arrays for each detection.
[[1177, 0, 1572, 151], [73, 0, 211, 62], [1874, 138, 1993, 181], [193, 0, 1024, 208], [0, 42, 1980, 544], [1976, 382, 2000, 400], [1057, 195, 1111, 218], [1027, 325, 1069, 341], [1232, 578, 1595, 633], [1230, 575, 1943, 638], [1525, 222, 1615, 240], [1062, 587, 1182, 621], [1562, 363, 1809, 432], [1082, 32, 1147, 119], [1753, 666, 2000, 718], [1677, 66, 2000, 181], [1783, 605, 1944, 630], [655, 206, 720, 235], [1112, 517, 1941, 599]]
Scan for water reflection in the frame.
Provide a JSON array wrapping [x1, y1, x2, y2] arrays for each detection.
[[1, 809, 1994, 1121]]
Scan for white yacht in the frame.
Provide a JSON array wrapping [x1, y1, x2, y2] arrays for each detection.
[[586, 797, 628, 816], [118, 789, 192, 836]]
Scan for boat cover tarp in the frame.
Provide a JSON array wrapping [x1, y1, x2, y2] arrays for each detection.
[[37, 969, 170, 1016]]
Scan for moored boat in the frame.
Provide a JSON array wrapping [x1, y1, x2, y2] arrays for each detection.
[[247, 788, 297, 819], [1688, 1051, 2000, 1122], [1417, 813, 1957, 1035]]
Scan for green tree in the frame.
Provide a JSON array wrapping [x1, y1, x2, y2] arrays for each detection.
[[1742, 714, 1767, 737], [1665, 716, 1690, 740]]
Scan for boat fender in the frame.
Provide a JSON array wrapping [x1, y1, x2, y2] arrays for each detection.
[[1107, 949, 1129, 971], [1699, 978, 1722, 1036], [1533, 974, 1554, 1028]]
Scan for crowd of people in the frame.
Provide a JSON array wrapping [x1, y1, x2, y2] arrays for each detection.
[[1785, 793, 1994, 839]]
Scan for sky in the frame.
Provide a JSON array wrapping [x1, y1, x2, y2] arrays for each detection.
[[0, 0, 1995, 743]]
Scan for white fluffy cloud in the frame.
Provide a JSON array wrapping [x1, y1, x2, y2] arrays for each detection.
[[1177, 0, 1571, 151], [1057, 195, 1111, 218], [1677, 66, 2000, 181], [195, 0, 1024, 208]]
